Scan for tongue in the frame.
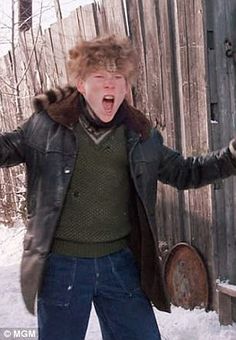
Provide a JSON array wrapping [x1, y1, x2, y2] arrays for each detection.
[[103, 100, 113, 112]]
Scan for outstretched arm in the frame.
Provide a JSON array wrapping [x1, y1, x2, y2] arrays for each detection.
[[157, 138, 236, 190], [0, 126, 26, 168]]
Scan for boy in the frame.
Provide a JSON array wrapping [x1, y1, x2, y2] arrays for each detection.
[[2, 35, 236, 339]]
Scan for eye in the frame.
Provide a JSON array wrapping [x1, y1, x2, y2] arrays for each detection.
[[94, 74, 104, 79], [114, 74, 123, 79]]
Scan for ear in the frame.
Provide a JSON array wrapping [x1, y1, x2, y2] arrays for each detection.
[[76, 78, 85, 95]]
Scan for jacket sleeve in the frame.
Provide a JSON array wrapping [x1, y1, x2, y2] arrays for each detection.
[[0, 124, 26, 168], [157, 137, 236, 190]]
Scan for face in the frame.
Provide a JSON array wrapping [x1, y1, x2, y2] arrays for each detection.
[[77, 70, 128, 122]]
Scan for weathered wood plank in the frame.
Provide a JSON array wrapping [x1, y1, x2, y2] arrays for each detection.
[[171, 0, 192, 244], [225, 0, 236, 320], [93, 1, 109, 35], [126, 0, 148, 113], [162, 0, 185, 245], [139, 0, 163, 126], [43, 28, 60, 87], [204, 3, 226, 310], [31, 26, 48, 91], [217, 282, 236, 297], [100, 0, 127, 36], [77, 4, 97, 40], [62, 10, 82, 53], [49, 21, 68, 85], [224, 1, 236, 292], [217, 290, 233, 325], [187, 0, 214, 303]]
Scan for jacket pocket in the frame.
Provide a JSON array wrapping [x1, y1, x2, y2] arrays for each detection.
[[37, 253, 76, 307]]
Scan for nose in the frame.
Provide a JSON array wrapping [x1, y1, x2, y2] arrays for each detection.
[[103, 75, 115, 88]]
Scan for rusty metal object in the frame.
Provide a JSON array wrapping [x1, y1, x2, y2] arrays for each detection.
[[164, 243, 209, 309]]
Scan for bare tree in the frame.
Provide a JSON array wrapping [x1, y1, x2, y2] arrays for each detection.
[[19, 0, 32, 32], [0, 0, 42, 225], [11, 0, 23, 122]]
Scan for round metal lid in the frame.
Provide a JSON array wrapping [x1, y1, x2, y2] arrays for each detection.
[[164, 242, 209, 309]]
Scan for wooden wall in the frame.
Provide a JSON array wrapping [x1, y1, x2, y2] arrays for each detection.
[[0, 0, 236, 318], [205, 0, 236, 318]]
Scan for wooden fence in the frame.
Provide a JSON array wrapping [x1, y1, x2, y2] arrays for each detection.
[[0, 0, 236, 319]]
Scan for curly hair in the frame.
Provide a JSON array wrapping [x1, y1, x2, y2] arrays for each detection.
[[67, 35, 138, 83]]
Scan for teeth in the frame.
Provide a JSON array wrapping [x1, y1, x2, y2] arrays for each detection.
[[104, 95, 114, 100]]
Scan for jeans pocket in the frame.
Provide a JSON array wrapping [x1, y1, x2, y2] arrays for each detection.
[[38, 253, 76, 307], [109, 249, 142, 296]]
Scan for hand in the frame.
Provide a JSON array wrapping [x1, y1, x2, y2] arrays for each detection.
[[229, 138, 236, 158]]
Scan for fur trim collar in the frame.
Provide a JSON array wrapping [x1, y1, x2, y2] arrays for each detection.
[[33, 86, 151, 140]]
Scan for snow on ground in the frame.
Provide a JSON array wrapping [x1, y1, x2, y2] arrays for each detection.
[[0, 224, 236, 340]]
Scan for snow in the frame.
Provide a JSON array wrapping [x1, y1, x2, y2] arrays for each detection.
[[0, 224, 236, 340], [217, 281, 236, 293]]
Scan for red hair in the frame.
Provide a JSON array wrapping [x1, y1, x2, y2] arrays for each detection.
[[68, 35, 138, 83]]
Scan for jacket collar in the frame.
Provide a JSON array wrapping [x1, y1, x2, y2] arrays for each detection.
[[33, 86, 151, 140]]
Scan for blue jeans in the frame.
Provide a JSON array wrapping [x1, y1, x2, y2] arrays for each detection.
[[37, 248, 161, 340]]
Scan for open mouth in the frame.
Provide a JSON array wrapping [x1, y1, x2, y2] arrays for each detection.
[[103, 95, 115, 112]]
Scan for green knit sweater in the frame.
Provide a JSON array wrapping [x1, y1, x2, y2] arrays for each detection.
[[52, 121, 132, 257]]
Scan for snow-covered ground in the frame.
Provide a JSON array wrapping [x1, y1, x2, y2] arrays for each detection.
[[0, 224, 236, 340]]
